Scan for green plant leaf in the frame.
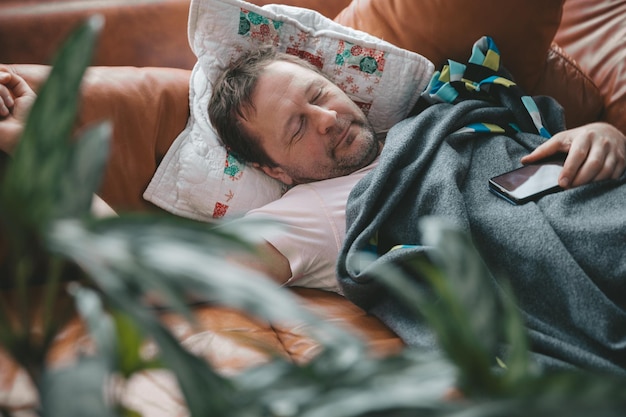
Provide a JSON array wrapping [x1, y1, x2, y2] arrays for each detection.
[[234, 349, 457, 417], [59, 234, 239, 416], [361, 217, 530, 395], [47, 215, 368, 416], [39, 356, 116, 417], [1, 15, 103, 232], [419, 217, 504, 354], [69, 283, 117, 368], [417, 218, 539, 396], [49, 215, 365, 356], [496, 280, 533, 387], [107, 292, 239, 417], [112, 310, 162, 378], [54, 121, 112, 219]]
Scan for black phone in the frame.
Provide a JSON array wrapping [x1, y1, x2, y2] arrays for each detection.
[[489, 158, 565, 205]]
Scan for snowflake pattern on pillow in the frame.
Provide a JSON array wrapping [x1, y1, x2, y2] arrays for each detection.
[[235, 8, 386, 120]]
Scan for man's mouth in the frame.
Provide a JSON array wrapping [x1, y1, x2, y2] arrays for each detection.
[[335, 123, 352, 148]]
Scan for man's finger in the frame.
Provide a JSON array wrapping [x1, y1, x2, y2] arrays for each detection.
[[560, 138, 591, 188], [584, 150, 625, 183], [521, 134, 568, 164], [612, 158, 626, 180], [596, 153, 621, 182], [3, 72, 33, 100], [0, 82, 14, 115]]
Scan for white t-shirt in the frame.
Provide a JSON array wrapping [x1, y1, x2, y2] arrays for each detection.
[[245, 162, 376, 293]]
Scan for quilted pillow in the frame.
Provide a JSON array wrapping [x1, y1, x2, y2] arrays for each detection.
[[144, 0, 433, 220]]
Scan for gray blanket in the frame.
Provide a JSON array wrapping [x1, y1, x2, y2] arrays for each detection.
[[336, 97, 626, 375]]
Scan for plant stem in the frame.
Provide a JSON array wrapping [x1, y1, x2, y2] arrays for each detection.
[[41, 256, 63, 347], [12, 254, 44, 391]]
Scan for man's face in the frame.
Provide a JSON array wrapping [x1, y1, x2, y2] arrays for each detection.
[[242, 60, 379, 185]]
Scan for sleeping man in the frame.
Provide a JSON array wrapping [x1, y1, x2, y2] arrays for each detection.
[[1, 42, 625, 375], [207, 46, 626, 376]]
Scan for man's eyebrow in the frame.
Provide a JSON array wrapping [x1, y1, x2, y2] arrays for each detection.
[[308, 78, 325, 96], [305, 78, 321, 95]]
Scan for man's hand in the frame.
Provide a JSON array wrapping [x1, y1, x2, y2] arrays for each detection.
[[521, 122, 626, 188], [0, 66, 37, 155]]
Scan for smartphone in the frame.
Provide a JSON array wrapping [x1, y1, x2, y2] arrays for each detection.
[[489, 158, 565, 205]]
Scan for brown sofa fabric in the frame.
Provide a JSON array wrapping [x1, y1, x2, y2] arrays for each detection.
[[334, 0, 564, 93], [554, 0, 626, 134], [11, 64, 191, 213], [0, 0, 351, 70], [0, 288, 403, 412], [533, 43, 604, 128], [0, 0, 196, 70], [334, 0, 604, 130]]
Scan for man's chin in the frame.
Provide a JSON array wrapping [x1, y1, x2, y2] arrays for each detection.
[[341, 143, 379, 173]]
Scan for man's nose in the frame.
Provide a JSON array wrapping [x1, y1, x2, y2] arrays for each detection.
[[313, 106, 338, 135]]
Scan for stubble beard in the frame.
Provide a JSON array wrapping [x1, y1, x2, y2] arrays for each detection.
[[286, 119, 379, 184], [327, 120, 378, 176]]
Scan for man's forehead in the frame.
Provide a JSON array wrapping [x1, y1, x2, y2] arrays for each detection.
[[255, 62, 323, 107], [264, 60, 322, 85]]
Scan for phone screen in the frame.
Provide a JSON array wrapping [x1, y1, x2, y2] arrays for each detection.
[[489, 160, 564, 204]]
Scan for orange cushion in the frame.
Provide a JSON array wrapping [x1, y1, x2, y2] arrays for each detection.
[[13, 64, 191, 212], [335, 0, 605, 130], [554, 0, 626, 134], [335, 0, 563, 93]]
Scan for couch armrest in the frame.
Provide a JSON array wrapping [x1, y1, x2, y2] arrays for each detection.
[[13, 64, 191, 213]]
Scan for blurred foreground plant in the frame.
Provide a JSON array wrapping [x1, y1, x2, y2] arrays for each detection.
[[0, 15, 625, 417], [361, 217, 626, 416], [0, 16, 365, 417]]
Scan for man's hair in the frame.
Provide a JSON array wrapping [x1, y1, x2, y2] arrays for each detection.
[[208, 47, 323, 167]]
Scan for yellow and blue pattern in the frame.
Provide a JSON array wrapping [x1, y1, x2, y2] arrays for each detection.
[[420, 36, 552, 139]]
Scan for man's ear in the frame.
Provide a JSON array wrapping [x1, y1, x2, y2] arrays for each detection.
[[254, 163, 294, 186]]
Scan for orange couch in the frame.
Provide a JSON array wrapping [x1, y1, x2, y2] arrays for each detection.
[[1, 0, 625, 413]]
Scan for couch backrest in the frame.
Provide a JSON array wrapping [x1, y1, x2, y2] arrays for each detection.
[[334, 0, 604, 130], [0, 0, 196, 69], [554, 0, 626, 134], [1, 0, 608, 131]]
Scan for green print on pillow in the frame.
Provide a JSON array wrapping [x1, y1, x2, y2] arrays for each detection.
[[335, 40, 386, 76], [224, 152, 245, 179], [238, 9, 284, 41]]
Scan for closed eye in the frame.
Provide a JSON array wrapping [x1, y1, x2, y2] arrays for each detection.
[[312, 87, 325, 104], [292, 116, 305, 142], [291, 86, 324, 142]]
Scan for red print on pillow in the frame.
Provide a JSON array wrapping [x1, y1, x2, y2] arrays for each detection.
[[213, 202, 229, 218]]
